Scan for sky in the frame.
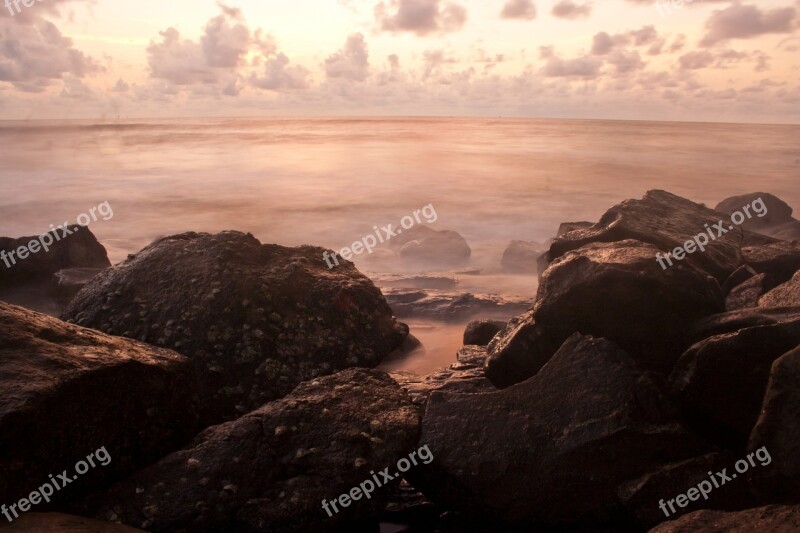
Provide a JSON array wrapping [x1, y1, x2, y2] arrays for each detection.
[[0, 0, 798, 122]]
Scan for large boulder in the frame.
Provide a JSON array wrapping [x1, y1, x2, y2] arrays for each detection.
[[462, 319, 506, 346], [715, 192, 800, 241], [0, 302, 198, 508], [670, 317, 800, 447], [62, 231, 408, 425], [692, 307, 800, 343], [80, 369, 421, 533], [533, 239, 724, 373], [409, 334, 708, 526], [725, 273, 768, 311], [547, 190, 744, 282], [649, 504, 800, 532], [388, 226, 471, 268], [748, 344, 800, 500], [500, 241, 543, 273], [740, 241, 800, 288], [760, 271, 800, 308], [0, 226, 110, 288]]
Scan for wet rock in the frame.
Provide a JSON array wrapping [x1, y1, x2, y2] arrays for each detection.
[[389, 226, 471, 268], [726, 273, 768, 311], [534, 239, 724, 373], [648, 504, 800, 532], [500, 241, 543, 273], [748, 344, 800, 500], [463, 319, 506, 346], [670, 316, 800, 448], [382, 288, 531, 322], [62, 231, 408, 425], [548, 190, 744, 282], [484, 311, 562, 388], [0, 226, 110, 288], [0, 302, 198, 508], [760, 271, 800, 308], [2, 513, 144, 532], [715, 192, 800, 241], [740, 241, 800, 288], [409, 334, 708, 526], [80, 369, 420, 533]]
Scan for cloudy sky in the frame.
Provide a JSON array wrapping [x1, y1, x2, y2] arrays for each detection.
[[1, 0, 798, 122]]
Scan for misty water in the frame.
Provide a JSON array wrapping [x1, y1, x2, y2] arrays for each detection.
[[2, 117, 799, 373]]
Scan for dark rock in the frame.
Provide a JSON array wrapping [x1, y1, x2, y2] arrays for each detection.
[[0, 226, 110, 288], [80, 369, 420, 533], [382, 288, 531, 322], [726, 273, 768, 311], [715, 192, 800, 241], [370, 274, 457, 290], [557, 221, 594, 237], [409, 334, 708, 526], [740, 241, 800, 288], [388, 226, 471, 268], [721, 265, 758, 295], [548, 190, 744, 282], [484, 311, 562, 388], [534, 239, 724, 373], [760, 271, 800, 308], [648, 504, 800, 532], [0, 301, 198, 508], [536, 250, 550, 280], [500, 241, 543, 273], [50, 267, 106, 305], [748, 344, 800, 500], [692, 307, 800, 342], [2, 513, 144, 532], [463, 319, 506, 346], [62, 231, 408, 425], [670, 317, 800, 447]]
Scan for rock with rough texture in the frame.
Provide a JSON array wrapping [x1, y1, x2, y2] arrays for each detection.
[[484, 311, 563, 388], [740, 242, 800, 288], [548, 190, 744, 282], [500, 241, 543, 273], [748, 344, 800, 500], [557, 221, 594, 237], [692, 307, 800, 343], [715, 192, 800, 241], [648, 504, 800, 533], [721, 265, 758, 295], [726, 273, 768, 311], [80, 369, 420, 533], [534, 239, 724, 373], [0, 226, 110, 288], [409, 334, 708, 526], [382, 288, 530, 322], [2, 513, 144, 532], [0, 302, 198, 507], [463, 319, 506, 346], [670, 317, 800, 447], [760, 271, 800, 308], [388, 226, 471, 268], [62, 231, 408, 425]]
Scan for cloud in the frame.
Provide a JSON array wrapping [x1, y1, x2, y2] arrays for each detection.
[[325, 33, 370, 81], [501, 0, 536, 20], [375, 0, 467, 35], [201, 7, 250, 68], [542, 54, 602, 78], [700, 3, 798, 47], [552, 1, 591, 20], [250, 53, 309, 90]]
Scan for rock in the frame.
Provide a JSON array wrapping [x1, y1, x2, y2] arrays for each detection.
[[760, 271, 800, 308], [382, 288, 531, 322], [80, 369, 420, 533], [721, 265, 758, 295], [62, 231, 408, 425], [370, 274, 457, 290], [500, 241, 543, 273], [0, 226, 110, 288], [2, 513, 144, 532], [740, 241, 800, 288], [669, 316, 800, 447], [557, 221, 594, 237], [50, 267, 106, 305], [715, 192, 800, 241], [385, 225, 471, 268], [536, 250, 550, 280], [692, 307, 800, 343], [0, 302, 198, 508], [409, 334, 708, 526], [648, 504, 800, 532], [533, 239, 724, 373], [726, 273, 768, 311], [463, 319, 506, 346], [748, 344, 800, 500], [548, 190, 744, 282], [484, 311, 563, 388]]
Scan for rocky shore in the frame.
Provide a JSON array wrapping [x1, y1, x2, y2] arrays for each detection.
[[1, 190, 800, 531]]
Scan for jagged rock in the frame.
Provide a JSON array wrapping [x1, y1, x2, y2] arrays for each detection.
[[484, 311, 562, 388], [463, 319, 506, 346], [557, 221, 594, 237], [726, 273, 768, 311], [2, 513, 144, 532], [62, 231, 408, 425], [760, 271, 800, 308], [80, 369, 420, 533], [533, 239, 724, 373], [409, 334, 708, 526], [382, 288, 530, 322], [670, 316, 800, 447], [748, 344, 800, 500], [716, 192, 800, 241], [0, 302, 198, 508], [740, 241, 800, 288], [388, 226, 471, 268], [0, 226, 109, 288], [500, 241, 543, 273], [548, 190, 744, 282], [648, 504, 800, 532]]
